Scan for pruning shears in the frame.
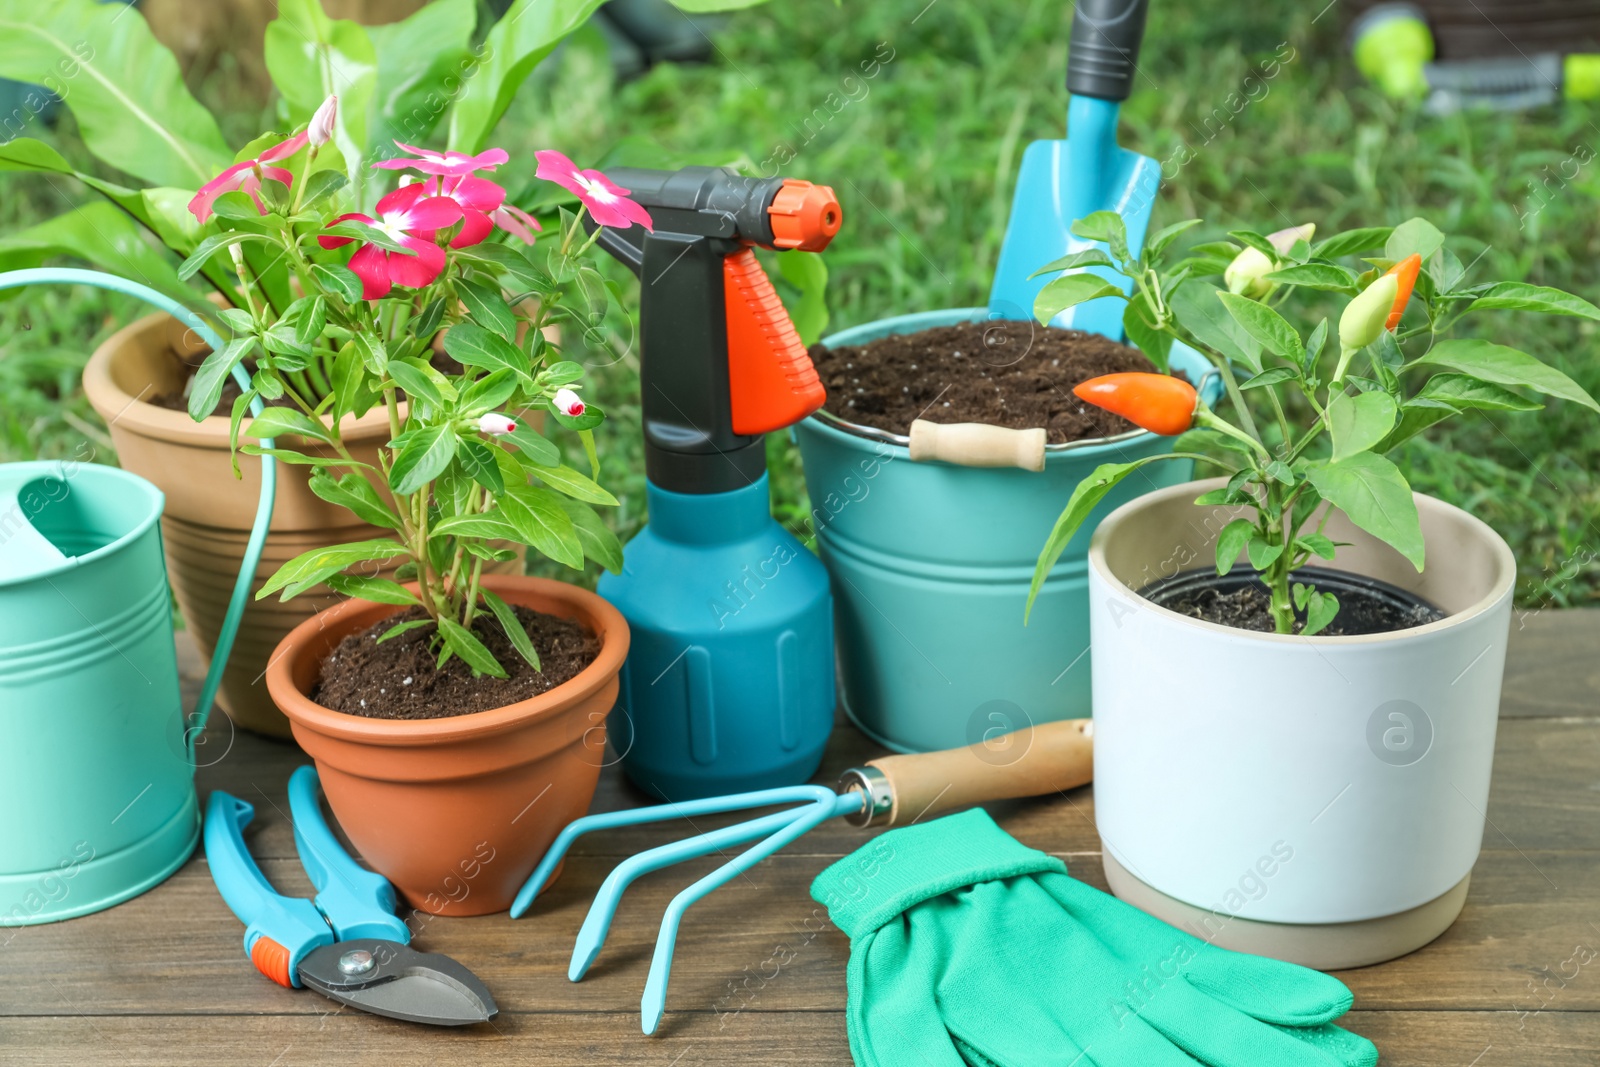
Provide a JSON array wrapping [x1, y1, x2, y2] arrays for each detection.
[[204, 766, 498, 1026]]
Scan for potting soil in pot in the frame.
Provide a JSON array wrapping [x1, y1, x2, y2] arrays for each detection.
[[313, 604, 600, 719], [808, 319, 1171, 442], [1140, 565, 1446, 636]]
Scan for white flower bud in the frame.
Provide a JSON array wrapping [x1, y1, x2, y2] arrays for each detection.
[[309, 95, 338, 147], [477, 412, 517, 435], [554, 388, 585, 417]]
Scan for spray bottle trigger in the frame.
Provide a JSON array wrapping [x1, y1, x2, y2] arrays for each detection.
[[723, 249, 827, 436]]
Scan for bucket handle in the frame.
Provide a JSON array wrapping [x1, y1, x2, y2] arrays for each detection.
[[908, 419, 1047, 472]]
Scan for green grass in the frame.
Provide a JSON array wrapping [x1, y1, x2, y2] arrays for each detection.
[[5, 0, 1599, 606]]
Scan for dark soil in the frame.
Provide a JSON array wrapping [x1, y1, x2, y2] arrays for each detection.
[[1141, 568, 1446, 636], [809, 319, 1171, 444], [312, 604, 600, 719]]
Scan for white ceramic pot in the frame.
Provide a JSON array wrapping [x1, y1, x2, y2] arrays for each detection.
[[1087, 477, 1515, 969]]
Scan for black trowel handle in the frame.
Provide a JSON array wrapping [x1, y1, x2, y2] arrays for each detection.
[[1067, 0, 1149, 102]]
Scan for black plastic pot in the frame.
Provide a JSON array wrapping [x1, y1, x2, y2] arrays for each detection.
[[1139, 565, 1445, 636]]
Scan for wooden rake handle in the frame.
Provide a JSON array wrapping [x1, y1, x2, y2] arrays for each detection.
[[839, 719, 1094, 828]]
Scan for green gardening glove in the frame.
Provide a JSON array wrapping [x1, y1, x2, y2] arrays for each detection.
[[810, 810, 1378, 1067]]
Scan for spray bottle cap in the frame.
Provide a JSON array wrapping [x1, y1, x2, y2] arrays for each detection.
[[768, 180, 842, 252]]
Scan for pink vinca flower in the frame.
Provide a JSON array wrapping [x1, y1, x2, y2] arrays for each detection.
[[477, 413, 517, 435], [308, 94, 338, 148], [491, 203, 542, 245], [534, 151, 653, 231], [372, 141, 509, 178], [553, 388, 585, 417], [411, 174, 507, 249], [187, 131, 308, 224], [317, 184, 463, 300]]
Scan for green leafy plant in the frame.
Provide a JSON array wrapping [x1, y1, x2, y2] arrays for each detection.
[[1028, 211, 1600, 635]]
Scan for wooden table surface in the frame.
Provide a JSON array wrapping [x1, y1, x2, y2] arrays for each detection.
[[7, 609, 1600, 1066]]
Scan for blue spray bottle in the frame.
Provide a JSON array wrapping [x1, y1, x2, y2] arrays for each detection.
[[589, 166, 843, 801]]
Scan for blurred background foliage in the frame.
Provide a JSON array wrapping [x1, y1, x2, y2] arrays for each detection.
[[3, 0, 1598, 607]]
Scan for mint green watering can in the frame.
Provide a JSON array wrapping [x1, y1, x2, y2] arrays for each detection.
[[0, 269, 275, 925]]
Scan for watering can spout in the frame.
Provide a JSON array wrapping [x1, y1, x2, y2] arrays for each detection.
[[0, 463, 73, 583]]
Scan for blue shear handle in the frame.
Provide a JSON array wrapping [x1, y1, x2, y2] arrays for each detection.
[[203, 791, 332, 988], [287, 766, 410, 945]]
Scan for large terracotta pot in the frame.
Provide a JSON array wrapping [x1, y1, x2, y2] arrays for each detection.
[[266, 575, 629, 916], [82, 309, 521, 737]]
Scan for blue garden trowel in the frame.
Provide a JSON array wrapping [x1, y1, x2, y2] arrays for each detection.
[[989, 0, 1157, 338]]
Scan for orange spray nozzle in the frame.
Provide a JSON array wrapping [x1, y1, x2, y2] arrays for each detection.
[[768, 180, 842, 252]]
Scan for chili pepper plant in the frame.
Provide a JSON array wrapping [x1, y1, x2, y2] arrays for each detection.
[[183, 97, 643, 677], [1028, 212, 1600, 635]]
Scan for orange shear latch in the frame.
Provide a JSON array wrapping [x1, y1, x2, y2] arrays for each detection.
[[250, 935, 295, 988], [724, 248, 826, 437]]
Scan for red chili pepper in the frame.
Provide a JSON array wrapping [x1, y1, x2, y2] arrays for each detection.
[[1073, 372, 1198, 436], [1385, 253, 1422, 331]]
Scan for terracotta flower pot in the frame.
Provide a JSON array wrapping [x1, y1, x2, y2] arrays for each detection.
[[82, 308, 522, 737], [266, 575, 629, 916]]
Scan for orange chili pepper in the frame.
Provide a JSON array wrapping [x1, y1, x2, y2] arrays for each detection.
[[1073, 372, 1198, 436], [1385, 252, 1422, 331]]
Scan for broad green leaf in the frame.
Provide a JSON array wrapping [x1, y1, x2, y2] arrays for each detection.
[[542, 361, 585, 386], [307, 471, 402, 529], [388, 424, 458, 495], [1027, 248, 1116, 278], [1121, 292, 1172, 371], [1145, 219, 1203, 260], [1413, 373, 1542, 412], [1226, 229, 1277, 257], [776, 250, 829, 346], [330, 344, 377, 422], [1327, 390, 1397, 461], [1466, 282, 1600, 321], [1296, 584, 1340, 637], [326, 573, 419, 606], [437, 616, 508, 678], [264, 0, 377, 194], [502, 486, 584, 568], [0, 0, 230, 188], [313, 263, 364, 304], [1247, 535, 1284, 572], [387, 360, 445, 408], [1217, 291, 1303, 361], [1385, 218, 1445, 265], [1168, 282, 1262, 373], [505, 422, 561, 467], [0, 203, 195, 311], [1033, 273, 1125, 325], [448, 0, 610, 153], [246, 407, 333, 443], [1261, 263, 1359, 291], [480, 588, 539, 670], [458, 370, 520, 417], [444, 322, 533, 381], [366, 0, 475, 149], [1297, 533, 1338, 560], [1070, 211, 1129, 258], [187, 337, 255, 422], [457, 277, 518, 340], [178, 232, 277, 280], [1239, 367, 1297, 391], [1026, 456, 1171, 619], [457, 437, 505, 493], [257, 538, 408, 599], [531, 464, 618, 506], [1215, 518, 1254, 576], [1411, 339, 1599, 412], [431, 511, 519, 539], [556, 498, 624, 573], [1308, 452, 1424, 570], [240, 445, 373, 469], [1313, 227, 1392, 259], [323, 221, 416, 257]]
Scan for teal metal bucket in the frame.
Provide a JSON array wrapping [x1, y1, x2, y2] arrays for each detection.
[[0, 460, 197, 925], [793, 308, 1221, 753]]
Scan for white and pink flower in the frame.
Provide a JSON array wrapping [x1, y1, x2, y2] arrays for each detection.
[[477, 413, 517, 435], [553, 388, 585, 418], [187, 131, 308, 224], [317, 184, 463, 300], [534, 151, 653, 231], [373, 141, 509, 178]]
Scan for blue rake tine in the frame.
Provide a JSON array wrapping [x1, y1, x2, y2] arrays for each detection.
[[639, 790, 866, 1035], [510, 785, 838, 919], [567, 805, 813, 982]]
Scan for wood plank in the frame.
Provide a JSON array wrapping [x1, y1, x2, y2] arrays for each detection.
[[3, 1010, 1596, 1066], [7, 847, 1600, 1016], [1501, 607, 1600, 719]]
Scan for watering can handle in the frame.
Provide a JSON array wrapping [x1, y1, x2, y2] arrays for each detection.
[[855, 719, 1094, 827], [908, 419, 1047, 472], [1068, 0, 1149, 103]]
